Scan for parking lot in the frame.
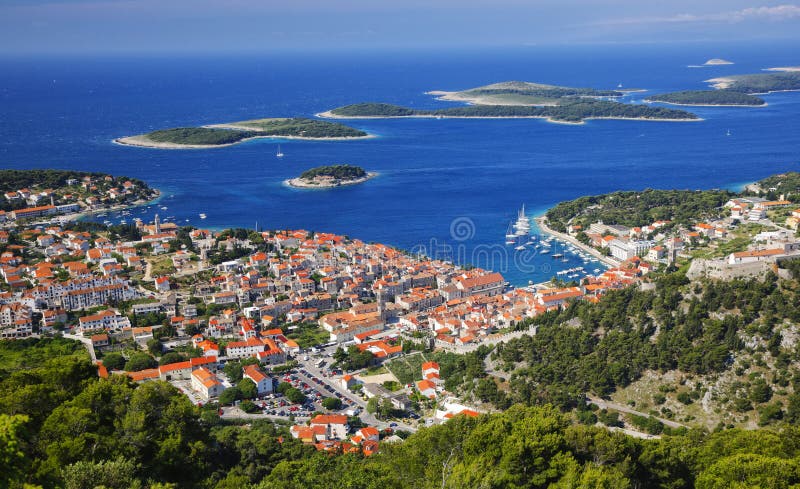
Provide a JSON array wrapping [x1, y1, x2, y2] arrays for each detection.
[[257, 367, 360, 417]]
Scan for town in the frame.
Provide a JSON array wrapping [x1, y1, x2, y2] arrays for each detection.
[[2, 172, 800, 455]]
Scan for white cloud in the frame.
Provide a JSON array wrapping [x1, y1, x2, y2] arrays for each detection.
[[599, 4, 800, 26]]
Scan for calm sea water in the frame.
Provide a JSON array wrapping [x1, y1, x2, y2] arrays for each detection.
[[1, 42, 798, 285]]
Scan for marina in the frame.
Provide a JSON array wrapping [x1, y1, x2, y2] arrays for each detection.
[[504, 205, 609, 282]]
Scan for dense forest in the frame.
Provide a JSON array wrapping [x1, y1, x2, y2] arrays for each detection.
[[144, 128, 255, 146], [254, 405, 800, 489], [331, 103, 417, 117], [4, 337, 800, 489], [492, 271, 800, 418], [721, 72, 800, 94], [647, 90, 766, 106], [299, 164, 367, 181], [329, 100, 698, 123], [544, 188, 732, 232]]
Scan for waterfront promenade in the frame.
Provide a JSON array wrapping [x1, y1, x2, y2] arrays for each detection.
[[534, 216, 621, 268]]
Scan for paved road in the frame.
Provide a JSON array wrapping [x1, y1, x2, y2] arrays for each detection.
[[588, 396, 688, 429], [63, 333, 97, 362]]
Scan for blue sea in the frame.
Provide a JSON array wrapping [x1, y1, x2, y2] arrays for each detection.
[[1, 42, 798, 285]]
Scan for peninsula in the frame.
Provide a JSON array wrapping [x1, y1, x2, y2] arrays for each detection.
[[645, 90, 766, 106], [285, 164, 376, 189], [706, 71, 800, 94], [0, 169, 159, 221], [321, 80, 699, 124], [115, 117, 370, 149]]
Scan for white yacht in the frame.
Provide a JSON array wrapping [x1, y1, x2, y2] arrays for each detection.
[[505, 222, 516, 239], [513, 204, 531, 236], [276, 145, 285, 158]]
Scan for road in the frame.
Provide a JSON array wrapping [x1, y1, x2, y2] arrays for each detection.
[[588, 396, 688, 429], [63, 333, 97, 362]]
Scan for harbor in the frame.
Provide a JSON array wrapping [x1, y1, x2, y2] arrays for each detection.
[[534, 215, 622, 269], [505, 205, 613, 286]]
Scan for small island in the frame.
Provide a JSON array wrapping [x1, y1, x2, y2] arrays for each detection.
[[645, 90, 766, 106], [703, 58, 734, 66], [115, 117, 370, 149], [284, 164, 377, 189]]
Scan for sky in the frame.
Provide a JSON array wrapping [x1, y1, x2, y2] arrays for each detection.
[[1, 0, 800, 54]]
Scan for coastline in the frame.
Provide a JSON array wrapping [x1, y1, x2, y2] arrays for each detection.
[[114, 130, 374, 150], [203, 123, 375, 141], [534, 216, 622, 269], [65, 188, 162, 223], [316, 111, 701, 125], [704, 77, 734, 90], [284, 172, 378, 189], [764, 66, 800, 72], [643, 98, 767, 108], [705, 77, 800, 96], [423, 90, 559, 107], [113, 135, 242, 150]]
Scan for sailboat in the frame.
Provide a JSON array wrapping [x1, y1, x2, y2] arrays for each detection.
[[505, 222, 517, 244], [505, 222, 516, 239], [513, 205, 531, 237], [276, 145, 284, 158], [726, 129, 731, 137]]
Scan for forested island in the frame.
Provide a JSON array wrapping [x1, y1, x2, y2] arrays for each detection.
[[323, 100, 699, 124], [320, 80, 700, 124], [285, 164, 376, 189], [646, 90, 766, 106], [115, 118, 369, 149], [428, 80, 624, 106], [707, 71, 800, 94]]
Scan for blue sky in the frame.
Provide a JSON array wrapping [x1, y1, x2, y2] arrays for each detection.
[[1, 0, 799, 53]]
